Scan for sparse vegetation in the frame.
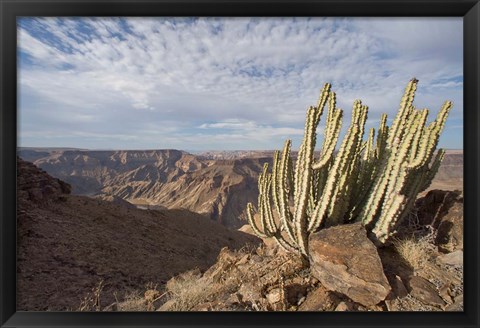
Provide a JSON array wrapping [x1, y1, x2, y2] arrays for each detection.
[[162, 247, 260, 311], [77, 280, 104, 311], [246, 79, 452, 256], [164, 267, 245, 311], [164, 269, 215, 311], [393, 237, 432, 271], [115, 290, 148, 311], [16, 103, 462, 312]]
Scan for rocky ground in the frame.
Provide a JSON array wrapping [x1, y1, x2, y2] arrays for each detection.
[[16, 157, 260, 311], [16, 154, 463, 312], [148, 190, 463, 312]]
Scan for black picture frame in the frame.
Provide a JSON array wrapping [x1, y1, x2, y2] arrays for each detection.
[[1, 1, 479, 327]]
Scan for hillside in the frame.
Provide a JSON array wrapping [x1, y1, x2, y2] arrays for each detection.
[[17, 157, 260, 311]]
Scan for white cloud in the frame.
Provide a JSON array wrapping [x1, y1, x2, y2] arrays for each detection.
[[17, 17, 463, 150]]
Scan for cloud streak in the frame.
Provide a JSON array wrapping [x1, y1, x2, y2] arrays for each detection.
[[18, 17, 463, 150]]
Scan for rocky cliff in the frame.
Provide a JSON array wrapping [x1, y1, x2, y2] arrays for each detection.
[[18, 148, 462, 228]]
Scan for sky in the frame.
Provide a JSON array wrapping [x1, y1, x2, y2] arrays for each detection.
[[17, 17, 463, 151]]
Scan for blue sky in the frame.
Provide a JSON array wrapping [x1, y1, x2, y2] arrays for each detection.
[[18, 17, 463, 150]]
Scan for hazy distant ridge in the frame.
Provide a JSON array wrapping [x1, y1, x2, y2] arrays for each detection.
[[17, 148, 463, 228]]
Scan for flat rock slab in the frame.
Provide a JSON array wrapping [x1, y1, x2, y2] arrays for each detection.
[[407, 276, 445, 307], [298, 286, 340, 311], [309, 222, 391, 307], [436, 250, 463, 266]]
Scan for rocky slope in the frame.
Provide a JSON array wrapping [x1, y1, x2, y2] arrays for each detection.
[[16, 156, 463, 312], [157, 189, 464, 312], [17, 157, 260, 311]]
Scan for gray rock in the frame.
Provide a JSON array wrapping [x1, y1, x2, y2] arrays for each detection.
[[309, 222, 391, 307]]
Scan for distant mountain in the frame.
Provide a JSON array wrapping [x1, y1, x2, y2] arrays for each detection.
[[195, 150, 277, 160], [423, 149, 463, 193], [22, 149, 204, 194], [17, 148, 463, 228], [17, 157, 260, 310], [17, 149, 268, 227]]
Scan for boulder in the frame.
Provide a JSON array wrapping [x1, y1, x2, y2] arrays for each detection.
[[436, 250, 463, 266], [435, 201, 463, 252], [415, 190, 460, 226], [407, 276, 445, 307], [388, 274, 409, 299], [309, 222, 391, 307], [297, 286, 339, 311], [414, 189, 463, 252]]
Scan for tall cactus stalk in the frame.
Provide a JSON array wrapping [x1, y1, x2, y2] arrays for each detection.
[[246, 79, 452, 256]]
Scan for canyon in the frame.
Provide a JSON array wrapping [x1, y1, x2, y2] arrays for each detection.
[[18, 148, 463, 229]]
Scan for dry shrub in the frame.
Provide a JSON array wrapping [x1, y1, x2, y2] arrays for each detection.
[[77, 280, 104, 311], [116, 290, 148, 311], [393, 237, 432, 271], [165, 268, 241, 311], [162, 248, 260, 311], [165, 269, 214, 311]]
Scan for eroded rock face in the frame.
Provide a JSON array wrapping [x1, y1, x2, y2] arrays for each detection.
[[26, 150, 268, 228], [414, 189, 463, 252], [308, 222, 391, 307]]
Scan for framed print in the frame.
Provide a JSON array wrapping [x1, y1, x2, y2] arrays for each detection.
[[1, 0, 479, 328]]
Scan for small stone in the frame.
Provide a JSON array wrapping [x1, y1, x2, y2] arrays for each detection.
[[297, 296, 306, 306], [445, 294, 463, 311], [236, 254, 249, 266], [335, 301, 350, 311], [438, 283, 452, 303], [309, 277, 319, 285], [238, 282, 262, 304], [297, 286, 336, 311], [266, 288, 282, 304]]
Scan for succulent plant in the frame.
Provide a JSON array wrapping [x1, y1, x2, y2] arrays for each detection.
[[246, 79, 452, 256]]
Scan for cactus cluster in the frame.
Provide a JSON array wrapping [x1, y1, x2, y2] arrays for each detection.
[[246, 79, 452, 256]]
